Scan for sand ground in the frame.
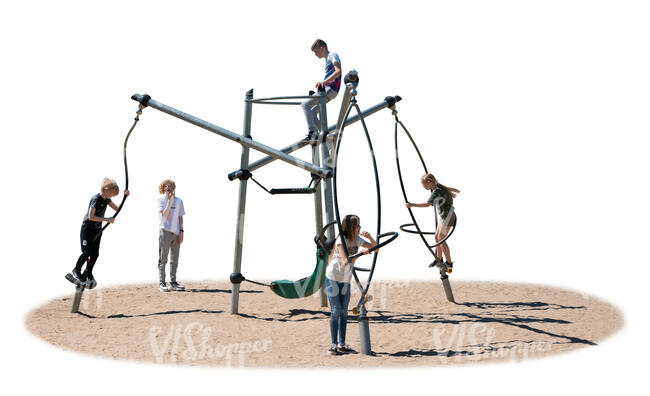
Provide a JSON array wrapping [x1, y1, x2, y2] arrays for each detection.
[[25, 280, 622, 368]]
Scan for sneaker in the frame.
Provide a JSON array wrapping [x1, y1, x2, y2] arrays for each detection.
[[444, 261, 454, 273], [158, 282, 169, 292], [85, 275, 97, 289], [428, 258, 443, 268], [337, 344, 355, 354], [169, 281, 185, 291], [71, 268, 86, 284], [328, 345, 341, 356], [66, 272, 81, 286]]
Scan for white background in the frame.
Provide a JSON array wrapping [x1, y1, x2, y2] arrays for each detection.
[[2, 0, 648, 394]]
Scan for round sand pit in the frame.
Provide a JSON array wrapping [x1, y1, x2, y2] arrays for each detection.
[[26, 280, 622, 368]]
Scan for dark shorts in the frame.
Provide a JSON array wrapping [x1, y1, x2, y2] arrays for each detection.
[[80, 225, 102, 257]]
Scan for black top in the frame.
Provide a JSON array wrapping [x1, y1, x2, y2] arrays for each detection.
[[82, 194, 112, 229], [427, 186, 454, 219]]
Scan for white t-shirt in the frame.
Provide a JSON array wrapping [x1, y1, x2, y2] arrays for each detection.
[[158, 196, 185, 235], [326, 235, 368, 283], [324, 52, 342, 91]]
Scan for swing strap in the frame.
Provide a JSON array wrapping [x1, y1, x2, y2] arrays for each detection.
[[229, 272, 275, 289], [248, 173, 322, 195]]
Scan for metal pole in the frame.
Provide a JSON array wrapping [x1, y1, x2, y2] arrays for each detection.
[[318, 91, 336, 243], [358, 304, 372, 355], [70, 285, 85, 314], [334, 70, 358, 135], [315, 90, 334, 308], [344, 88, 374, 355], [440, 272, 456, 303], [130, 94, 331, 179], [233, 95, 401, 176], [311, 145, 328, 308], [230, 89, 254, 314], [329, 82, 356, 163]]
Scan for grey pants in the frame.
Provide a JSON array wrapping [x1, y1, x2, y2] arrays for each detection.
[[158, 229, 180, 283], [301, 86, 338, 132]]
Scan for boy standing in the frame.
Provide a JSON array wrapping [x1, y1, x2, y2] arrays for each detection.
[[157, 179, 186, 292], [68, 178, 129, 289], [301, 39, 342, 142]]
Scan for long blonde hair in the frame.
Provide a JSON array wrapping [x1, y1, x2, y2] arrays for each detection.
[[421, 173, 460, 198]]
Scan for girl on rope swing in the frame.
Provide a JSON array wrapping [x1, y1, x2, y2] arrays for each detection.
[[405, 173, 460, 269]]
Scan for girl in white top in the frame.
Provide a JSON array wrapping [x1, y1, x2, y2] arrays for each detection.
[[325, 214, 376, 355]]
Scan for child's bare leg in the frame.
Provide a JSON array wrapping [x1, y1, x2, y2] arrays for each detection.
[[437, 225, 452, 262], [435, 229, 443, 261], [441, 241, 452, 263]]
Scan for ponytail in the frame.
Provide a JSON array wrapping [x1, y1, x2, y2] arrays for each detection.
[[421, 173, 460, 198], [437, 183, 460, 198]]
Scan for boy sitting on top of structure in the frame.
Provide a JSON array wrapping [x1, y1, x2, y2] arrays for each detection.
[[301, 39, 342, 143]]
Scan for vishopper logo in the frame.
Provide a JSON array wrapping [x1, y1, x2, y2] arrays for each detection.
[[431, 323, 553, 362], [304, 279, 411, 310], [236, 213, 246, 245], [369, 280, 411, 310], [149, 322, 272, 367], [78, 287, 103, 311]]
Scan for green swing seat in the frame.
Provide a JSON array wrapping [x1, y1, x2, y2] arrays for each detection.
[[270, 248, 328, 299]]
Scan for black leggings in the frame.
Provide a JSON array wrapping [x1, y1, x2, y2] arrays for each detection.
[[74, 225, 102, 278]]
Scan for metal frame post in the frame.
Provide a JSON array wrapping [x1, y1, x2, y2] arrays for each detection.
[[70, 285, 85, 313], [317, 90, 333, 308], [230, 89, 254, 314], [441, 272, 456, 303], [346, 88, 373, 355], [311, 145, 328, 307], [358, 305, 372, 355]]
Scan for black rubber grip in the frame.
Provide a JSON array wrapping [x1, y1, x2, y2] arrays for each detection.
[[131, 94, 151, 107], [227, 169, 252, 181], [230, 272, 245, 284], [384, 95, 402, 107]]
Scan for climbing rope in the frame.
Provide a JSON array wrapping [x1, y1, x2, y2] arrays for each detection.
[[89, 104, 143, 244]]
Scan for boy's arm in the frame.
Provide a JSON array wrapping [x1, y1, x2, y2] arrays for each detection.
[[178, 216, 184, 243], [318, 61, 342, 88], [87, 207, 114, 224], [161, 196, 174, 218], [108, 190, 130, 211]]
